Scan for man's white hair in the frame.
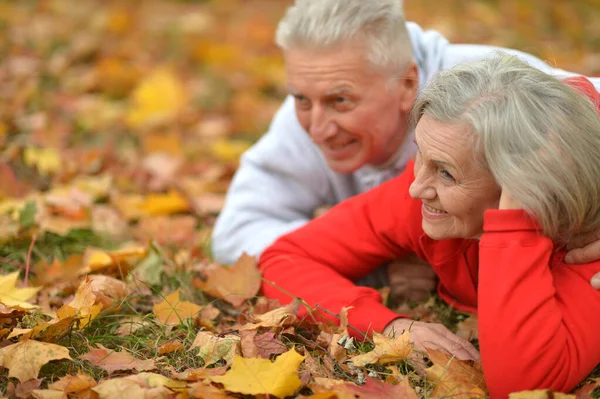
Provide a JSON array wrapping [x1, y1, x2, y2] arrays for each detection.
[[276, 0, 413, 76], [412, 54, 600, 246]]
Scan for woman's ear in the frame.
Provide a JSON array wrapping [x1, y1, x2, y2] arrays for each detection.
[[398, 62, 419, 113]]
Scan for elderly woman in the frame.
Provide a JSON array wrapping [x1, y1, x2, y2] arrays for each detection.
[[259, 54, 600, 397]]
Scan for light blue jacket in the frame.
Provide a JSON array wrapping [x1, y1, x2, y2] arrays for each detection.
[[212, 22, 600, 265]]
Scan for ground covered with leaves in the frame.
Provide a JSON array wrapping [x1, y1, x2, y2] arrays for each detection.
[[0, 1, 599, 398]]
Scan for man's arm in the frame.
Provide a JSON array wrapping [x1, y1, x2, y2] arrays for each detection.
[[211, 97, 337, 265]]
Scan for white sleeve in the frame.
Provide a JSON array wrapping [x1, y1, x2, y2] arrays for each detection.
[[211, 97, 335, 265]]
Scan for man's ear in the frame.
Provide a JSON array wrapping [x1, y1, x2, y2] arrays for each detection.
[[398, 61, 419, 113]]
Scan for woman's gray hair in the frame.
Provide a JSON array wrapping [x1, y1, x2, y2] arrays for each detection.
[[276, 0, 413, 76], [412, 54, 600, 246]]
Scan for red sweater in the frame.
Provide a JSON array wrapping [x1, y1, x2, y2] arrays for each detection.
[[259, 161, 600, 398]]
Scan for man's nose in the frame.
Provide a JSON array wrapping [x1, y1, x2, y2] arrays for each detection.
[[409, 167, 436, 200], [308, 106, 336, 142]]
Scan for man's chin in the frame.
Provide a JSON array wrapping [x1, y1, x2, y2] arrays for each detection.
[[325, 157, 365, 174]]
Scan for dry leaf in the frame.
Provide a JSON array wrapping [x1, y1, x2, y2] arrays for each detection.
[[425, 348, 487, 398], [92, 372, 186, 399], [195, 253, 260, 307], [33, 372, 97, 398], [509, 390, 575, 398], [191, 331, 241, 367], [455, 315, 478, 341], [210, 348, 305, 398], [240, 331, 287, 359], [0, 272, 41, 309], [351, 331, 412, 367], [88, 274, 130, 308], [23, 147, 61, 176], [239, 299, 300, 330], [311, 377, 418, 399], [56, 277, 102, 328], [80, 344, 156, 374], [0, 340, 72, 382], [157, 340, 184, 355], [153, 289, 202, 325], [188, 382, 237, 399], [126, 68, 187, 128]]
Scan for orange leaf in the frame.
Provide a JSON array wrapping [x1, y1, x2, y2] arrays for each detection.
[[153, 289, 202, 325], [80, 344, 156, 374]]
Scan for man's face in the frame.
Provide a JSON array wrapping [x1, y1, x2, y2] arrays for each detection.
[[284, 43, 417, 173]]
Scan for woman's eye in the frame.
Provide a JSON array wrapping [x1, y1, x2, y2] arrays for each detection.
[[335, 97, 346, 103], [440, 169, 455, 181], [295, 95, 307, 102]]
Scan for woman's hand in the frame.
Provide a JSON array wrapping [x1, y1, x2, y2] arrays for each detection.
[[383, 318, 480, 361], [387, 255, 437, 303]]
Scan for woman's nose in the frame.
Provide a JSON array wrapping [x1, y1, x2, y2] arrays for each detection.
[[409, 168, 436, 200]]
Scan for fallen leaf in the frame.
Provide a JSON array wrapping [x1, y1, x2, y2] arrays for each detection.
[[80, 344, 156, 374], [188, 382, 237, 399], [140, 190, 190, 216], [191, 331, 241, 367], [157, 340, 184, 355], [239, 298, 300, 330], [195, 253, 260, 307], [572, 378, 600, 398], [153, 289, 202, 325], [169, 366, 228, 381], [0, 340, 72, 382], [240, 330, 287, 359], [126, 68, 187, 128], [210, 348, 305, 398], [23, 147, 61, 176], [56, 277, 102, 328], [0, 272, 41, 309], [92, 372, 186, 399], [311, 377, 418, 399], [8, 378, 42, 399], [509, 390, 575, 398], [88, 274, 130, 309], [48, 372, 97, 393], [425, 348, 487, 398], [455, 315, 478, 341], [351, 331, 412, 367]]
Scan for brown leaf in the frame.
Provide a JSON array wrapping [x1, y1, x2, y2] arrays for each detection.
[[191, 331, 241, 367], [48, 372, 97, 393], [455, 315, 478, 341], [253, 332, 288, 358], [425, 348, 487, 398], [0, 340, 72, 382], [8, 378, 42, 399], [188, 382, 237, 398], [168, 365, 228, 382], [157, 340, 184, 355], [573, 378, 600, 398], [92, 372, 186, 398], [240, 299, 300, 330], [80, 344, 156, 374], [195, 253, 261, 307], [88, 274, 130, 309], [311, 377, 418, 399]]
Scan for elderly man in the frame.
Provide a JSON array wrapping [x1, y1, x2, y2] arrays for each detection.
[[212, 0, 600, 298]]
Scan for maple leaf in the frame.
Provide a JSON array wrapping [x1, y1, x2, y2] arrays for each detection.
[[92, 372, 187, 398], [80, 344, 156, 374], [241, 330, 287, 359], [188, 382, 237, 399], [0, 272, 41, 309], [351, 331, 412, 367], [210, 348, 306, 398], [195, 253, 261, 307], [157, 340, 184, 355], [126, 68, 187, 128], [56, 277, 102, 328], [83, 245, 148, 274], [23, 147, 62, 176], [153, 289, 202, 325], [0, 340, 72, 382], [88, 274, 130, 309], [239, 298, 300, 331], [425, 348, 487, 398], [311, 377, 418, 399], [32, 372, 97, 398], [191, 331, 241, 367]]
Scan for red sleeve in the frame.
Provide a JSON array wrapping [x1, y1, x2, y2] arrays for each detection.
[[478, 209, 600, 397], [259, 161, 424, 336]]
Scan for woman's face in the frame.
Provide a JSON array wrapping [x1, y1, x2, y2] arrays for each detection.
[[409, 116, 501, 240]]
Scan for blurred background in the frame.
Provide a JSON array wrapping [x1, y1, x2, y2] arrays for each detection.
[[0, 0, 599, 260]]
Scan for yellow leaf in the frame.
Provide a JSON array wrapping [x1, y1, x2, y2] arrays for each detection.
[[48, 372, 97, 393], [0, 272, 40, 309], [509, 391, 575, 399], [153, 289, 202, 326], [351, 331, 412, 367], [210, 139, 251, 164], [84, 246, 148, 273], [191, 331, 240, 367], [210, 348, 305, 398], [57, 277, 102, 328], [140, 190, 189, 216], [23, 147, 62, 176], [0, 340, 71, 382], [126, 68, 186, 128], [425, 348, 487, 398]]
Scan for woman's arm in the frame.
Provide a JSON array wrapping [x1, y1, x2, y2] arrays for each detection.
[[478, 208, 600, 397], [259, 162, 423, 336]]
